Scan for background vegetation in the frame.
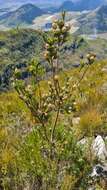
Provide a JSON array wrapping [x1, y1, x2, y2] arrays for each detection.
[[0, 13, 107, 190]]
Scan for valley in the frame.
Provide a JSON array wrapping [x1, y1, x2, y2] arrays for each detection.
[[0, 28, 107, 91], [0, 2, 107, 37]]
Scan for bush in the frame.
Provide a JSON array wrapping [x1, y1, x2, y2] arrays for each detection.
[[1, 12, 104, 190]]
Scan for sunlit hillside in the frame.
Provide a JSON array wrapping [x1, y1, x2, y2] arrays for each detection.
[[1, 1, 107, 190]]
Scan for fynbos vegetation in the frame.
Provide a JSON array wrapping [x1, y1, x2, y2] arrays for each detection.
[[0, 12, 107, 190]]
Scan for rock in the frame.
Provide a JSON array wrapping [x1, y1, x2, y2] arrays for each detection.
[[78, 137, 88, 145], [92, 135, 107, 162], [78, 137, 93, 152], [72, 117, 80, 125], [88, 188, 95, 190], [91, 164, 107, 178], [102, 66, 107, 72], [90, 164, 107, 190]]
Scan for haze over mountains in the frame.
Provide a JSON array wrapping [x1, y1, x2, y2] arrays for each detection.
[[0, 0, 106, 9], [77, 4, 107, 34], [59, 0, 105, 11], [0, 4, 45, 27], [0, 0, 107, 34], [0, 0, 69, 8]]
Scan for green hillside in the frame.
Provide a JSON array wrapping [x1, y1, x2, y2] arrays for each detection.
[[0, 28, 44, 70], [1, 28, 107, 89], [1, 13, 107, 190], [0, 4, 45, 27], [0, 28, 44, 89]]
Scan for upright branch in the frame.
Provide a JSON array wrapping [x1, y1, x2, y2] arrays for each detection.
[[13, 12, 96, 160]]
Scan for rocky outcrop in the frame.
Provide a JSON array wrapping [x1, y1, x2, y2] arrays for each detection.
[[91, 164, 107, 177], [78, 135, 107, 162], [78, 135, 107, 189], [92, 135, 107, 162], [72, 117, 80, 125]]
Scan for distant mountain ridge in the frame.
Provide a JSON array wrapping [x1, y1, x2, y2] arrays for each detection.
[[59, 1, 74, 12], [77, 4, 107, 34], [75, 0, 104, 11], [0, 0, 106, 12], [0, 3, 45, 27], [59, 0, 105, 11], [0, 1, 107, 33]]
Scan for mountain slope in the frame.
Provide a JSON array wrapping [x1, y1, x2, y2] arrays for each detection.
[[58, 0, 105, 12], [1, 28, 107, 89], [77, 4, 107, 34], [0, 28, 44, 89], [75, 0, 104, 11], [0, 4, 45, 27], [59, 1, 74, 11]]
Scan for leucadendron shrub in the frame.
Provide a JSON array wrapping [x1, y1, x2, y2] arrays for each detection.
[[11, 12, 97, 190]]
